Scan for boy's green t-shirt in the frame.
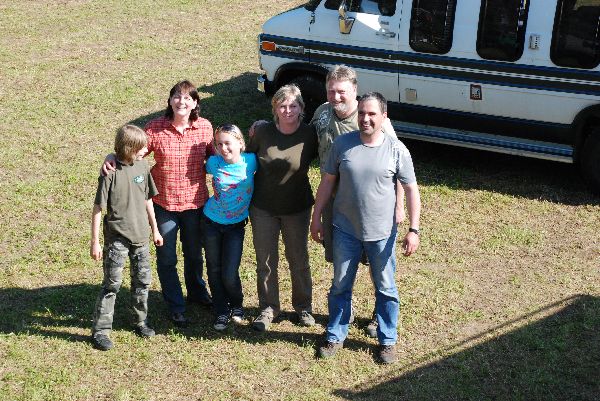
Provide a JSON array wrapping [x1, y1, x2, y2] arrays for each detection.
[[94, 159, 158, 246]]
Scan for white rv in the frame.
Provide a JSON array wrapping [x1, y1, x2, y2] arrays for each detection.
[[257, 0, 600, 192]]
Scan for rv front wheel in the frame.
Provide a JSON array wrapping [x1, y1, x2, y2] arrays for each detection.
[[580, 131, 600, 194]]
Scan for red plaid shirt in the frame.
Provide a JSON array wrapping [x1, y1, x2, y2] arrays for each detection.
[[145, 116, 214, 211]]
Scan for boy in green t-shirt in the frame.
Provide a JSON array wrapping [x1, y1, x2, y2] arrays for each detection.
[[90, 124, 163, 351]]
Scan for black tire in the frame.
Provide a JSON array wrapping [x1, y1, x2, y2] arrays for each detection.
[[289, 75, 326, 122], [580, 129, 600, 194]]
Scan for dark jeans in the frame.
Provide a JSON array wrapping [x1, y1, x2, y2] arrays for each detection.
[[154, 204, 209, 314], [201, 215, 246, 316]]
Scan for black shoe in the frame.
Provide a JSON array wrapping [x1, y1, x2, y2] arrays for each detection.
[[134, 324, 156, 338], [171, 312, 189, 328], [92, 334, 113, 351], [188, 293, 213, 307]]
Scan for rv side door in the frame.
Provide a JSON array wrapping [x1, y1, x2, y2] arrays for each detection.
[[309, 0, 402, 102]]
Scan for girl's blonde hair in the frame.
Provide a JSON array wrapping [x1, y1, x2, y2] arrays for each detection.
[[214, 123, 245, 152], [271, 84, 305, 124], [114, 124, 147, 163]]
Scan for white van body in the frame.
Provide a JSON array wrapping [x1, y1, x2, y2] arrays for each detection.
[[257, 0, 600, 192]]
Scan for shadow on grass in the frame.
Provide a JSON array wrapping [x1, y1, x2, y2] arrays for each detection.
[[407, 139, 598, 205], [0, 284, 170, 342], [128, 72, 272, 133], [125, 71, 598, 203], [335, 294, 600, 401], [0, 284, 373, 352]]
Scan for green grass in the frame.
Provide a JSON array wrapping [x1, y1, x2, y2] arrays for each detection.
[[1, 1, 599, 400]]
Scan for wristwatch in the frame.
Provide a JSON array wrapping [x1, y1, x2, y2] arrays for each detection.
[[408, 227, 420, 235]]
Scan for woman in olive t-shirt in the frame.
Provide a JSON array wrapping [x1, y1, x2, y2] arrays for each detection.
[[246, 84, 318, 332]]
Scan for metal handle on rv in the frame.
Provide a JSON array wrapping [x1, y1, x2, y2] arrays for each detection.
[[376, 28, 396, 38]]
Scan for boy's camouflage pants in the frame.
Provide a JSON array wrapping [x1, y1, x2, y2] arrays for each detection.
[[92, 238, 152, 336]]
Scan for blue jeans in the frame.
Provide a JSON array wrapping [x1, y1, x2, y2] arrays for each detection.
[[327, 226, 399, 346], [201, 216, 245, 316], [154, 204, 209, 314]]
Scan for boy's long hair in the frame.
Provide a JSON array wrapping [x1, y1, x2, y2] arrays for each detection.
[[114, 124, 147, 164]]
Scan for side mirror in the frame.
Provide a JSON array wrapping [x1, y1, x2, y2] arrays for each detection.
[[338, 0, 355, 34]]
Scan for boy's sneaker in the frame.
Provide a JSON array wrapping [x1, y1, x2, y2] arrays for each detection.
[[134, 324, 155, 338], [378, 345, 397, 364], [171, 312, 189, 328], [214, 314, 229, 331], [230, 307, 244, 324], [298, 311, 315, 327], [252, 311, 274, 332], [318, 341, 343, 359], [92, 334, 113, 351]]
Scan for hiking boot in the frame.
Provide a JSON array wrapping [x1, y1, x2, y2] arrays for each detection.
[[214, 314, 229, 331], [92, 334, 113, 351], [134, 324, 156, 338], [298, 311, 315, 327], [252, 311, 274, 332], [365, 312, 378, 338], [318, 341, 343, 359], [378, 345, 397, 364], [230, 307, 244, 324], [171, 312, 189, 328]]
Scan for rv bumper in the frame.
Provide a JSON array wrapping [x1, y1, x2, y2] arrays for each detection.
[[257, 74, 274, 94]]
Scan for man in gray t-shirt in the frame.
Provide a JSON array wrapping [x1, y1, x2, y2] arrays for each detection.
[[310, 92, 421, 364]]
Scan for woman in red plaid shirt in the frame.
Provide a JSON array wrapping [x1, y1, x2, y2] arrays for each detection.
[[103, 80, 214, 327]]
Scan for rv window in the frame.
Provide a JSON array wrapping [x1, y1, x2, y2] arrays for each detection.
[[409, 0, 457, 54], [477, 0, 529, 62], [324, 0, 396, 16], [551, 1, 600, 69]]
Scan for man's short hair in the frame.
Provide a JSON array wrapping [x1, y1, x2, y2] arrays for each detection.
[[358, 92, 387, 114], [326, 65, 358, 88]]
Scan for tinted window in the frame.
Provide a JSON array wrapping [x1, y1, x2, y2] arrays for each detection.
[[324, 0, 396, 16], [409, 0, 457, 54], [551, 0, 600, 69], [477, 0, 530, 61]]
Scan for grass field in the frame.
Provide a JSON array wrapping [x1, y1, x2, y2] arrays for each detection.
[[0, 1, 599, 400]]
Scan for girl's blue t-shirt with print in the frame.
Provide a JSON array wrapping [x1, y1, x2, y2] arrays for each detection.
[[203, 152, 257, 224]]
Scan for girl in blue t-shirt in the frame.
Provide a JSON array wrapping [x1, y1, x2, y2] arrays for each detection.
[[202, 124, 257, 331]]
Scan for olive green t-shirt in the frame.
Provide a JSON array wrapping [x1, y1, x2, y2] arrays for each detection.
[[310, 102, 397, 172], [94, 159, 158, 246], [247, 122, 317, 215]]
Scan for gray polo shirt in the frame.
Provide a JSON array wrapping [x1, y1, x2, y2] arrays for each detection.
[[324, 131, 416, 241]]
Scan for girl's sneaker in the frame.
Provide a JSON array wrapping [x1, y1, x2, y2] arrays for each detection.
[[214, 314, 229, 331], [230, 307, 244, 324]]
